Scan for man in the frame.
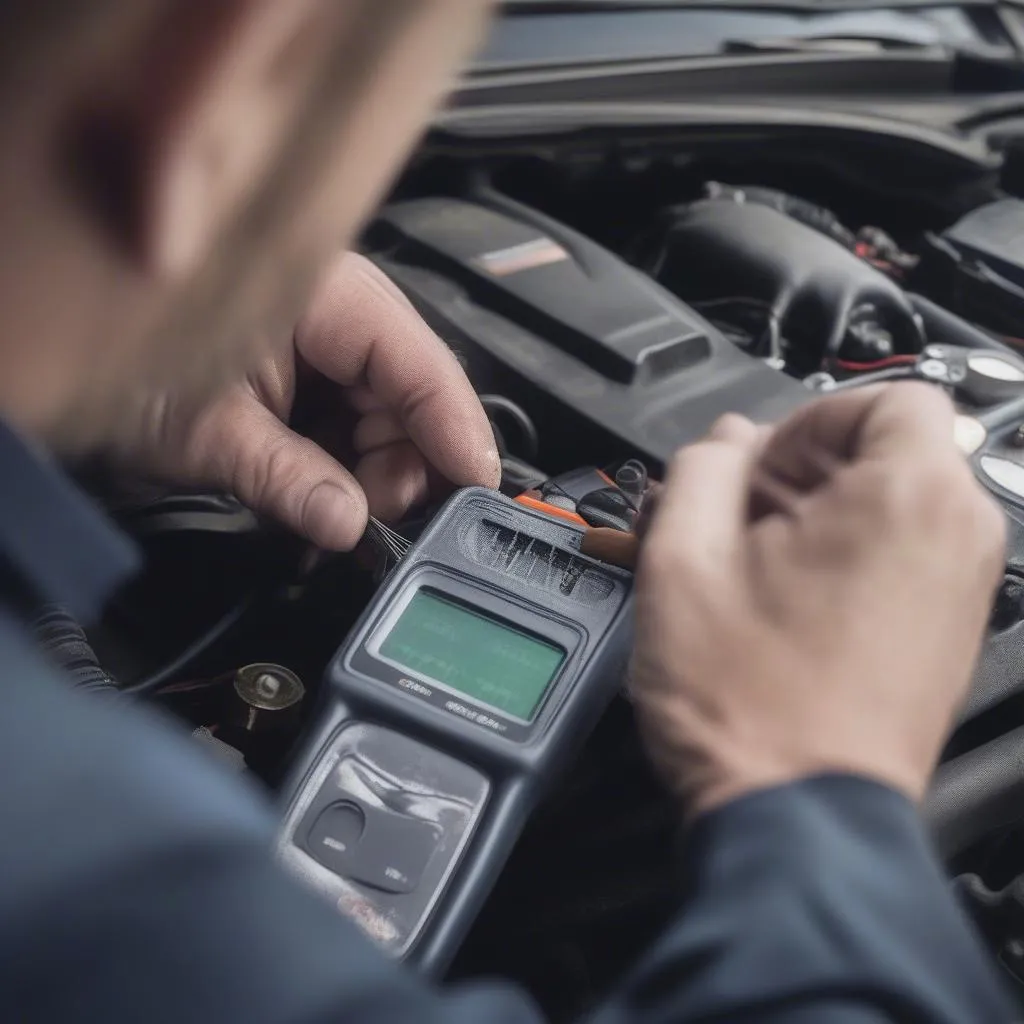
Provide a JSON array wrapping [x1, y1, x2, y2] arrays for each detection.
[[0, 2, 1014, 1021]]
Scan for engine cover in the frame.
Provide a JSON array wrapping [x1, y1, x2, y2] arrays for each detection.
[[367, 196, 809, 469], [650, 198, 923, 370]]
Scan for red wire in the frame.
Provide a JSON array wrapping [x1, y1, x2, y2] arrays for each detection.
[[834, 354, 919, 372]]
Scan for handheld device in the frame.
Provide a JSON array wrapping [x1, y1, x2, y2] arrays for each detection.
[[276, 488, 634, 973]]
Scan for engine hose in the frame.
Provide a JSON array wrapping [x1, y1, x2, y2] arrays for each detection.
[[32, 605, 120, 696], [926, 722, 1024, 859]]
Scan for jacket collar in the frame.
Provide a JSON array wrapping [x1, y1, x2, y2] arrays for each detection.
[[0, 420, 138, 621]]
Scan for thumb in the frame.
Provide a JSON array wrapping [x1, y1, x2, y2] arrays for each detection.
[[181, 395, 368, 550]]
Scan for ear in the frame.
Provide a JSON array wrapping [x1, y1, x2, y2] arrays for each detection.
[[68, 0, 339, 278]]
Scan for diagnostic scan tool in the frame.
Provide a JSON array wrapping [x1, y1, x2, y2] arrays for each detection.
[[277, 488, 634, 972]]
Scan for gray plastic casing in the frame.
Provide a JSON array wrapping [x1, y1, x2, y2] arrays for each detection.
[[277, 488, 634, 974]]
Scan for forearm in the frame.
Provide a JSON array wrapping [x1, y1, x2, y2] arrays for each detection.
[[590, 776, 1015, 1023]]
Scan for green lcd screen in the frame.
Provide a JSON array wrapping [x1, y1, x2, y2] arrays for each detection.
[[378, 591, 565, 721]]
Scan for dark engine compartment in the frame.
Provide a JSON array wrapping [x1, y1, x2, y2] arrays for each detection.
[[85, 126, 1024, 1017]]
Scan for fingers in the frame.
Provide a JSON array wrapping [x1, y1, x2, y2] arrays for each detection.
[[353, 410, 406, 453], [295, 252, 500, 490], [764, 386, 887, 471], [182, 392, 368, 550], [644, 414, 763, 571], [761, 382, 957, 490], [351, 411, 436, 518], [707, 412, 764, 447], [355, 441, 431, 523], [855, 381, 958, 463]]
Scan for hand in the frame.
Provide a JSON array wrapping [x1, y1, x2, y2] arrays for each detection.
[[630, 383, 1005, 815], [114, 253, 500, 549]]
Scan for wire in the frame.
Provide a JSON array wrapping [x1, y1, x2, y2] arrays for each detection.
[[364, 516, 411, 560], [478, 395, 539, 461], [500, 455, 547, 495], [32, 606, 120, 696], [122, 596, 253, 696], [691, 296, 774, 312], [825, 366, 919, 391], [834, 354, 919, 372]]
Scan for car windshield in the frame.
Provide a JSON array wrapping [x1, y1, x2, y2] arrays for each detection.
[[482, 2, 1004, 69]]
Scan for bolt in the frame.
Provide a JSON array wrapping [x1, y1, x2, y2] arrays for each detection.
[[919, 358, 948, 381], [803, 372, 836, 392], [255, 673, 282, 701]]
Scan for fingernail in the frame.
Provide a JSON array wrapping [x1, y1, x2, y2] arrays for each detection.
[[303, 482, 363, 550]]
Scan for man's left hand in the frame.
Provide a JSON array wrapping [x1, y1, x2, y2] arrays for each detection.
[[117, 253, 500, 550]]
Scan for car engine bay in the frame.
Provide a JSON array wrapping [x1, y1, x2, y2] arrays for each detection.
[[79, 123, 1024, 1015]]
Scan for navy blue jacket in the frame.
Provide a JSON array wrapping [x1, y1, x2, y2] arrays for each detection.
[[0, 420, 1014, 1022]]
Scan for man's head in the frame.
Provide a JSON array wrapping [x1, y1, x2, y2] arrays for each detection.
[[0, 0, 489, 451]]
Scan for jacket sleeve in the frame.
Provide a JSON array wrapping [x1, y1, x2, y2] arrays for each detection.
[[0, 614, 1013, 1023], [591, 775, 1016, 1024]]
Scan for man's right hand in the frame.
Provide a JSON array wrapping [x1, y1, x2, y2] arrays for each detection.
[[630, 383, 1006, 816]]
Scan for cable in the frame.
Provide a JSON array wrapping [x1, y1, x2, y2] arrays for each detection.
[[116, 493, 258, 537], [122, 596, 253, 696], [834, 354, 919, 372], [364, 516, 411, 560], [691, 296, 774, 311], [479, 395, 539, 461], [32, 606, 120, 696], [500, 455, 547, 496], [823, 366, 919, 391]]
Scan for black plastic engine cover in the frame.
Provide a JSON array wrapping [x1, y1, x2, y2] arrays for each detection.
[[925, 198, 1024, 339], [943, 199, 1024, 290], [650, 199, 923, 370], [367, 196, 810, 469]]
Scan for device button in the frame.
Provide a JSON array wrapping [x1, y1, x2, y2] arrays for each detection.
[[306, 801, 366, 871], [344, 811, 441, 895]]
